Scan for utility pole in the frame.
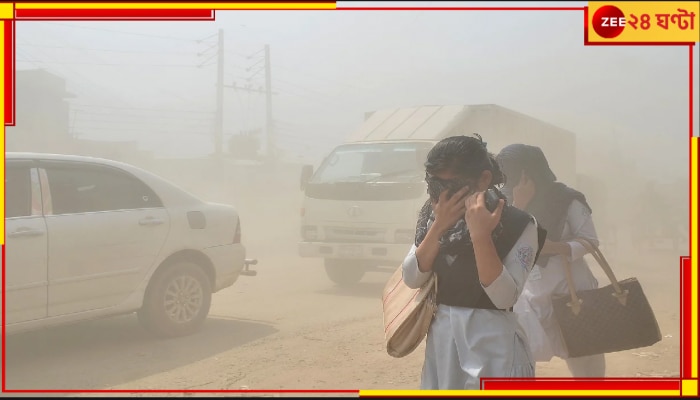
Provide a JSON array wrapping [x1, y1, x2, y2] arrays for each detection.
[[215, 28, 224, 160], [264, 44, 274, 164], [224, 44, 278, 163]]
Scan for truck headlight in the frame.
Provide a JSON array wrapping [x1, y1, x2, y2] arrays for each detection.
[[302, 226, 318, 241], [394, 229, 414, 243]]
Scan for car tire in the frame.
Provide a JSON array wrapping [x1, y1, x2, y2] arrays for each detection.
[[324, 259, 365, 286], [138, 261, 212, 338]]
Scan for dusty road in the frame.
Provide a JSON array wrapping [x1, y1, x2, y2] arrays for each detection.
[[2, 175, 684, 395]]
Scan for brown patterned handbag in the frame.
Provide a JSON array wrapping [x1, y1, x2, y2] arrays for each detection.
[[382, 264, 437, 358], [551, 238, 662, 358]]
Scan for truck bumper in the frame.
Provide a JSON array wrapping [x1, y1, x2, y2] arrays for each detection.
[[298, 241, 411, 265]]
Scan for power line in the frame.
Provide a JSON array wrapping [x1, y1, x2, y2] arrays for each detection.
[[17, 42, 197, 56], [18, 27, 217, 116], [197, 42, 218, 57], [16, 45, 129, 106], [275, 88, 337, 108], [15, 59, 201, 67], [70, 104, 214, 114], [74, 117, 214, 125], [73, 125, 213, 134], [72, 110, 215, 119], [198, 51, 218, 68], [274, 78, 338, 100], [226, 50, 251, 60], [41, 22, 212, 43], [274, 64, 372, 92]]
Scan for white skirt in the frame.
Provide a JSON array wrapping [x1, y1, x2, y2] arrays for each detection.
[[420, 304, 535, 390], [514, 257, 599, 361]]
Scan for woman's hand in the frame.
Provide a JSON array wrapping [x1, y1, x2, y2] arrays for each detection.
[[512, 171, 536, 210], [431, 186, 470, 235], [464, 190, 505, 241], [415, 186, 470, 273]]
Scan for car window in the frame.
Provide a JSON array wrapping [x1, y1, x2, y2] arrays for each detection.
[[6, 166, 32, 218], [44, 162, 163, 215]]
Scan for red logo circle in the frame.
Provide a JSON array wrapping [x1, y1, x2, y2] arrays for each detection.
[[592, 5, 626, 39]]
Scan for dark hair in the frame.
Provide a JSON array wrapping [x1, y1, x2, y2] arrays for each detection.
[[496, 143, 556, 189], [424, 134, 504, 186]]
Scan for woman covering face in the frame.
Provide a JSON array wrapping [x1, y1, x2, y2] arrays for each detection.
[[402, 134, 545, 390], [497, 143, 606, 378]]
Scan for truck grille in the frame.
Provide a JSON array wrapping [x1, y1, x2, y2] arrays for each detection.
[[324, 227, 387, 243]]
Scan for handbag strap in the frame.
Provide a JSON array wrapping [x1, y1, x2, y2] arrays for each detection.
[[561, 238, 629, 316], [428, 272, 438, 316], [562, 255, 582, 315], [572, 238, 629, 305]]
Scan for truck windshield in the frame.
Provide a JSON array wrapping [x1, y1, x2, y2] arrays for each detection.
[[310, 142, 432, 184]]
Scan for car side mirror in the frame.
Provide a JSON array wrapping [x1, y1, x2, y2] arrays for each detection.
[[300, 164, 314, 191]]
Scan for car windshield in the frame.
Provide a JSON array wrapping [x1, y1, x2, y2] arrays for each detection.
[[310, 142, 433, 184]]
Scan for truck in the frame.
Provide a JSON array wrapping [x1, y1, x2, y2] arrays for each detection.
[[298, 104, 578, 286]]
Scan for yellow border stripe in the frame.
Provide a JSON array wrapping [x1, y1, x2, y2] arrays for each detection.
[[1, 2, 696, 394], [14, 3, 336, 10], [691, 136, 698, 378], [0, 3, 14, 19], [682, 379, 698, 397], [359, 390, 680, 397]]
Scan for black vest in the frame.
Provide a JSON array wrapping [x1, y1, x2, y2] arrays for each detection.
[[433, 206, 546, 310]]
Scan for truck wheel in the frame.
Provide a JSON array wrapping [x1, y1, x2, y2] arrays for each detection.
[[324, 259, 365, 286], [137, 261, 212, 338]]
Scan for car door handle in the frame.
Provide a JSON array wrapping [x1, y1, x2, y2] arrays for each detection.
[[8, 228, 45, 238], [139, 217, 165, 226]]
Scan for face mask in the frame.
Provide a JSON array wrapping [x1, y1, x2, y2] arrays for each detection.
[[426, 175, 475, 202]]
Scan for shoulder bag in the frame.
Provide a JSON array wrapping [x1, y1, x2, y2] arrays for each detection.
[[381, 264, 437, 358], [551, 238, 662, 358]]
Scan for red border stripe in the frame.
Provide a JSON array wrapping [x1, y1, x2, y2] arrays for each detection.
[[481, 378, 681, 391], [682, 257, 692, 377], [336, 7, 584, 11], [3, 19, 14, 126], [3, 389, 358, 394], [15, 8, 214, 20], [2, 4, 696, 395]]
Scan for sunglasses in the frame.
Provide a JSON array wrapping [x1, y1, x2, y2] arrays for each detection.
[[426, 175, 475, 201]]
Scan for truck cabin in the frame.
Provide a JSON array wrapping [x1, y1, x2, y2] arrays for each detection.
[[301, 141, 434, 187]]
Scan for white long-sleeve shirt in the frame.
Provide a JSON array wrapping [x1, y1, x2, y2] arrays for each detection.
[[401, 216, 541, 389], [562, 199, 600, 263], [402, 219, 541, 310], [514, 199, 601, 361]]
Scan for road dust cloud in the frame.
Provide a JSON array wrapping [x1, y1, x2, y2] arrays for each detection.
[[4, 1, 696, 393]]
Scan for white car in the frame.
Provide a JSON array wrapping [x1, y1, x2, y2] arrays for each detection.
[[3, 152, 257, 337]]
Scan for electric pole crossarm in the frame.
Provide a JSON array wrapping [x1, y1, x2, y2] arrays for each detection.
[[224, 84, 278, 95]]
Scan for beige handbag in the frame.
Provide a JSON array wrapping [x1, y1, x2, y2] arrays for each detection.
[[381, 264, 438, 358]]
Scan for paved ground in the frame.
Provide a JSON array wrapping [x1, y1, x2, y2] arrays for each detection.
[[2, 175, 684, 396]]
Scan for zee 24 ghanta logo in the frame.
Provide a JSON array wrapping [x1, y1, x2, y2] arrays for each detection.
[[592, 4, 696, 39]]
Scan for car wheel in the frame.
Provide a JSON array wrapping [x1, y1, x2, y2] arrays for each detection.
[[138, 261, 212, 338], [324, 259, 365, 286]]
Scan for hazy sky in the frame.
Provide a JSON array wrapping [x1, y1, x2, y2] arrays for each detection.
[[12, 1, 699, 179]]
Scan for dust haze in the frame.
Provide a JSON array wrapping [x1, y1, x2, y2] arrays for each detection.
[[4, 0, 696, 393]]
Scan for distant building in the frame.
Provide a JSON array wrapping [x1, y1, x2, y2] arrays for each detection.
[[6, 69, 75, 153], [6, 69, 153, 167]]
